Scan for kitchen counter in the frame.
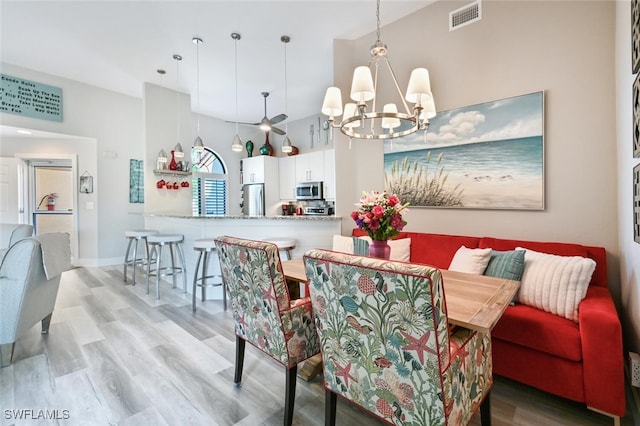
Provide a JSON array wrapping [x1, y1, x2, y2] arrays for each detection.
[[141, 213, 340, 221], [142, 213, 342, 302]]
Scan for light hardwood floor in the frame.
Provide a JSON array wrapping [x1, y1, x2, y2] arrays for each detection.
[[0, 266, 635, 426]]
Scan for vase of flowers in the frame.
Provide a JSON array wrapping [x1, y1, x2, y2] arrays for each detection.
[[351, 191, 408, 259]]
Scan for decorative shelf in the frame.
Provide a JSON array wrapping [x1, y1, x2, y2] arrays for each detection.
[[153, 169, 191, 177]]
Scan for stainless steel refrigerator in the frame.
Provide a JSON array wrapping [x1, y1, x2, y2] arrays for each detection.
[[242, 183, 265, 216]]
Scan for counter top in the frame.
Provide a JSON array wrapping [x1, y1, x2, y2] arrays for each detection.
[[139, 213, 341, 221]]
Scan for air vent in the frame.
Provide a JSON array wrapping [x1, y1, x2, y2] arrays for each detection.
[[450, 0, 482, 31]]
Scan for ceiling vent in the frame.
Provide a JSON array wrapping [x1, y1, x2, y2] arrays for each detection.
[[450, 0, 482, 31]]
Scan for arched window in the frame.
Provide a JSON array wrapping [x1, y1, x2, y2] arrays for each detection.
[[191, 147, 228, 216]]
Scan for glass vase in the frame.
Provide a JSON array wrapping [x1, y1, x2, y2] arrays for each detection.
[[369, 239, 391, 260]]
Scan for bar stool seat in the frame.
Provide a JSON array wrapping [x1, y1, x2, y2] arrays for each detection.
[[192, 238, 226, 312], [123, 229, 158, 285], [263, 238, 296, 260], [146, 234, 187, 299]]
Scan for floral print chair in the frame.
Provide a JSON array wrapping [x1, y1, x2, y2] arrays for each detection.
[[304, 249, 492, 426], [214, 236, 320, 426]]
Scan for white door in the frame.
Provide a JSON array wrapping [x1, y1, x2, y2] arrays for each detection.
[[0, 157, 21, 223]]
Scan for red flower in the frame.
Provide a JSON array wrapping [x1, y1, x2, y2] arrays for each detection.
[[350, 211, 359, 220], [388, 195, 399, 206], [372, 205, 384, 218]]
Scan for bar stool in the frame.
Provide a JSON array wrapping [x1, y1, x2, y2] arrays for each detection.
[[123, 229, 158, 285], [192, 238, 226, 313], [263, 238, 296, 260], [146, 234, 187, 299]]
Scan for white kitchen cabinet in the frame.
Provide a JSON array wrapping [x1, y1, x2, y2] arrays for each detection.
[[279, 156, 296, 200], [295, 151, 324, 183], [323, 149, 336, 200], [242, 156, 278, 184]]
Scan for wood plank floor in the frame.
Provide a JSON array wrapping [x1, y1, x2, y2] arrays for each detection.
[[0, 266, 635, 426]]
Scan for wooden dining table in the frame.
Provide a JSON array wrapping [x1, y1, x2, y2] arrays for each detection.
[[282, 258, 520, 381]]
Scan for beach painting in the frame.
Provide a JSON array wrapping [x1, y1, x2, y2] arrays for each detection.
[[384, 91, 544, 210]]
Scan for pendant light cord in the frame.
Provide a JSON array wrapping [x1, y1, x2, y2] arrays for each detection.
[[195, 39, 201, 134], [376, 0, 381, 43], [284, 38, 288, 134], [173, 54, 182, 142], [234, 36, 239, 134]]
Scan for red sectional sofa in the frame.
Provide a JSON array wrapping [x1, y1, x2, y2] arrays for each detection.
[[352, 229, 625, 420]]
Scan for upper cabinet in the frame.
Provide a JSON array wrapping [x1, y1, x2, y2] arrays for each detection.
[[241, 156, 278, 184], [295, 151, 324, 183]]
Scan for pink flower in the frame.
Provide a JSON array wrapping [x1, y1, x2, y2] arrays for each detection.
[[372, 205, 384, 218]]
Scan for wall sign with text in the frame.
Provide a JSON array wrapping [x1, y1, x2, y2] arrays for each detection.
[[0, 74, 63, 122]]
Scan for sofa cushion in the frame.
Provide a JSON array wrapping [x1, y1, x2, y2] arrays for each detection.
[[479, 237, 607, 288], [516, 247, 595, 322], [484, 249, 526, 281], [493, 304, 582, 361], [408, 233, 481, 268], [448, 246, 492, 274]]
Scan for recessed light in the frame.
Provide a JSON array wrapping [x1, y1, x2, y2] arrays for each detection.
[[17, 130, 32, 135]]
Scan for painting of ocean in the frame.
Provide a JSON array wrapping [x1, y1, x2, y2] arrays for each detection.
[[384, 91, 544, 210]]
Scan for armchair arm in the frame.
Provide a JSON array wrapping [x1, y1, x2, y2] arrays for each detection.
[[579, 286, 625, 417], [280, 297, 320, 366]]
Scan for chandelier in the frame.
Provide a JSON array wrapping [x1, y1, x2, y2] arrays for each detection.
[[321, 0, 436, 140]]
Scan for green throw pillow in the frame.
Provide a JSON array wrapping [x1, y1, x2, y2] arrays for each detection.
[[484, 249, 525, 281]]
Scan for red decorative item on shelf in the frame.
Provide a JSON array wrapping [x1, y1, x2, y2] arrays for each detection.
[[169, 150, 178, 170]]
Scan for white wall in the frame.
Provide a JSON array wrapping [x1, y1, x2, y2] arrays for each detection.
[[0, 63, 144, 265], [332, 2, 621, 304], [616, 0, 640, 354]]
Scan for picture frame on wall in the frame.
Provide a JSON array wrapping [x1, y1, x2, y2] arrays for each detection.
[[634, 163, 640, 243], [635, 73, 640, 157], [633, 0, 640, 73], [384, 91, 544, 210]]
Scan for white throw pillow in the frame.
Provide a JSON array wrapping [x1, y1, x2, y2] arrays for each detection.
[[448, 246, 492, 275], [358, 236, 412, 262], [516, 247, 596, 322], [332, 235, 354, 253]]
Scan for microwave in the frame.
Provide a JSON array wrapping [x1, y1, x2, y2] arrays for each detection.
[[296, 181, 323, 200]]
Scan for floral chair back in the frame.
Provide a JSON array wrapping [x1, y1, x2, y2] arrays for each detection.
[[215, 236, 319, 367], [304, 249, 492, 426]]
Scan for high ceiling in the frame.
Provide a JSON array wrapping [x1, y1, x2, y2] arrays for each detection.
[[0, 1, 432, 126]]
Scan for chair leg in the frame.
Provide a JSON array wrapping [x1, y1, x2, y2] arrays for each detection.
[[480, 391, 491, 426], [169, 244, 177, 289], [178, 243, 187, 293], [41, 313, 53, 334], [284, 365, 297, 426], [234, 336, 245, 385], [156, 244, 164, 299], [123, 237, 134, 282], [192, 251, 203, 313], [325, 389, 336, 426], [0, 343, 15, 367], [201, 251, 209, 302], [131, 238, 139, 285]]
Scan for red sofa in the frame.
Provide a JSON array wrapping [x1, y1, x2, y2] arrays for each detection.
[[352, 229, 625, 420]]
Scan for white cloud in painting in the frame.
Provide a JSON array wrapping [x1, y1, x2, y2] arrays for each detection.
[[385, 92, 543, 153]]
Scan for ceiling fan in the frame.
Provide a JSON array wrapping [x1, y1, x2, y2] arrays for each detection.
[[230, 91, 287, 135]]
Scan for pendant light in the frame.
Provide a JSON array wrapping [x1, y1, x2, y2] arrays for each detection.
[[156, 69, 169, 169], [281, 35, 293, 153], [231, 32, 243, 152], [192, 36, 205, 152], [172, 54, 184, 159]]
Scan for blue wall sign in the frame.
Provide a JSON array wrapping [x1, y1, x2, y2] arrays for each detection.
[[0, 74, 63, 122]]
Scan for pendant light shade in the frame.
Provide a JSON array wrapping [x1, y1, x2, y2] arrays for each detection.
[[230, 32, 244, 153], [192, 36, 205, 152]]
